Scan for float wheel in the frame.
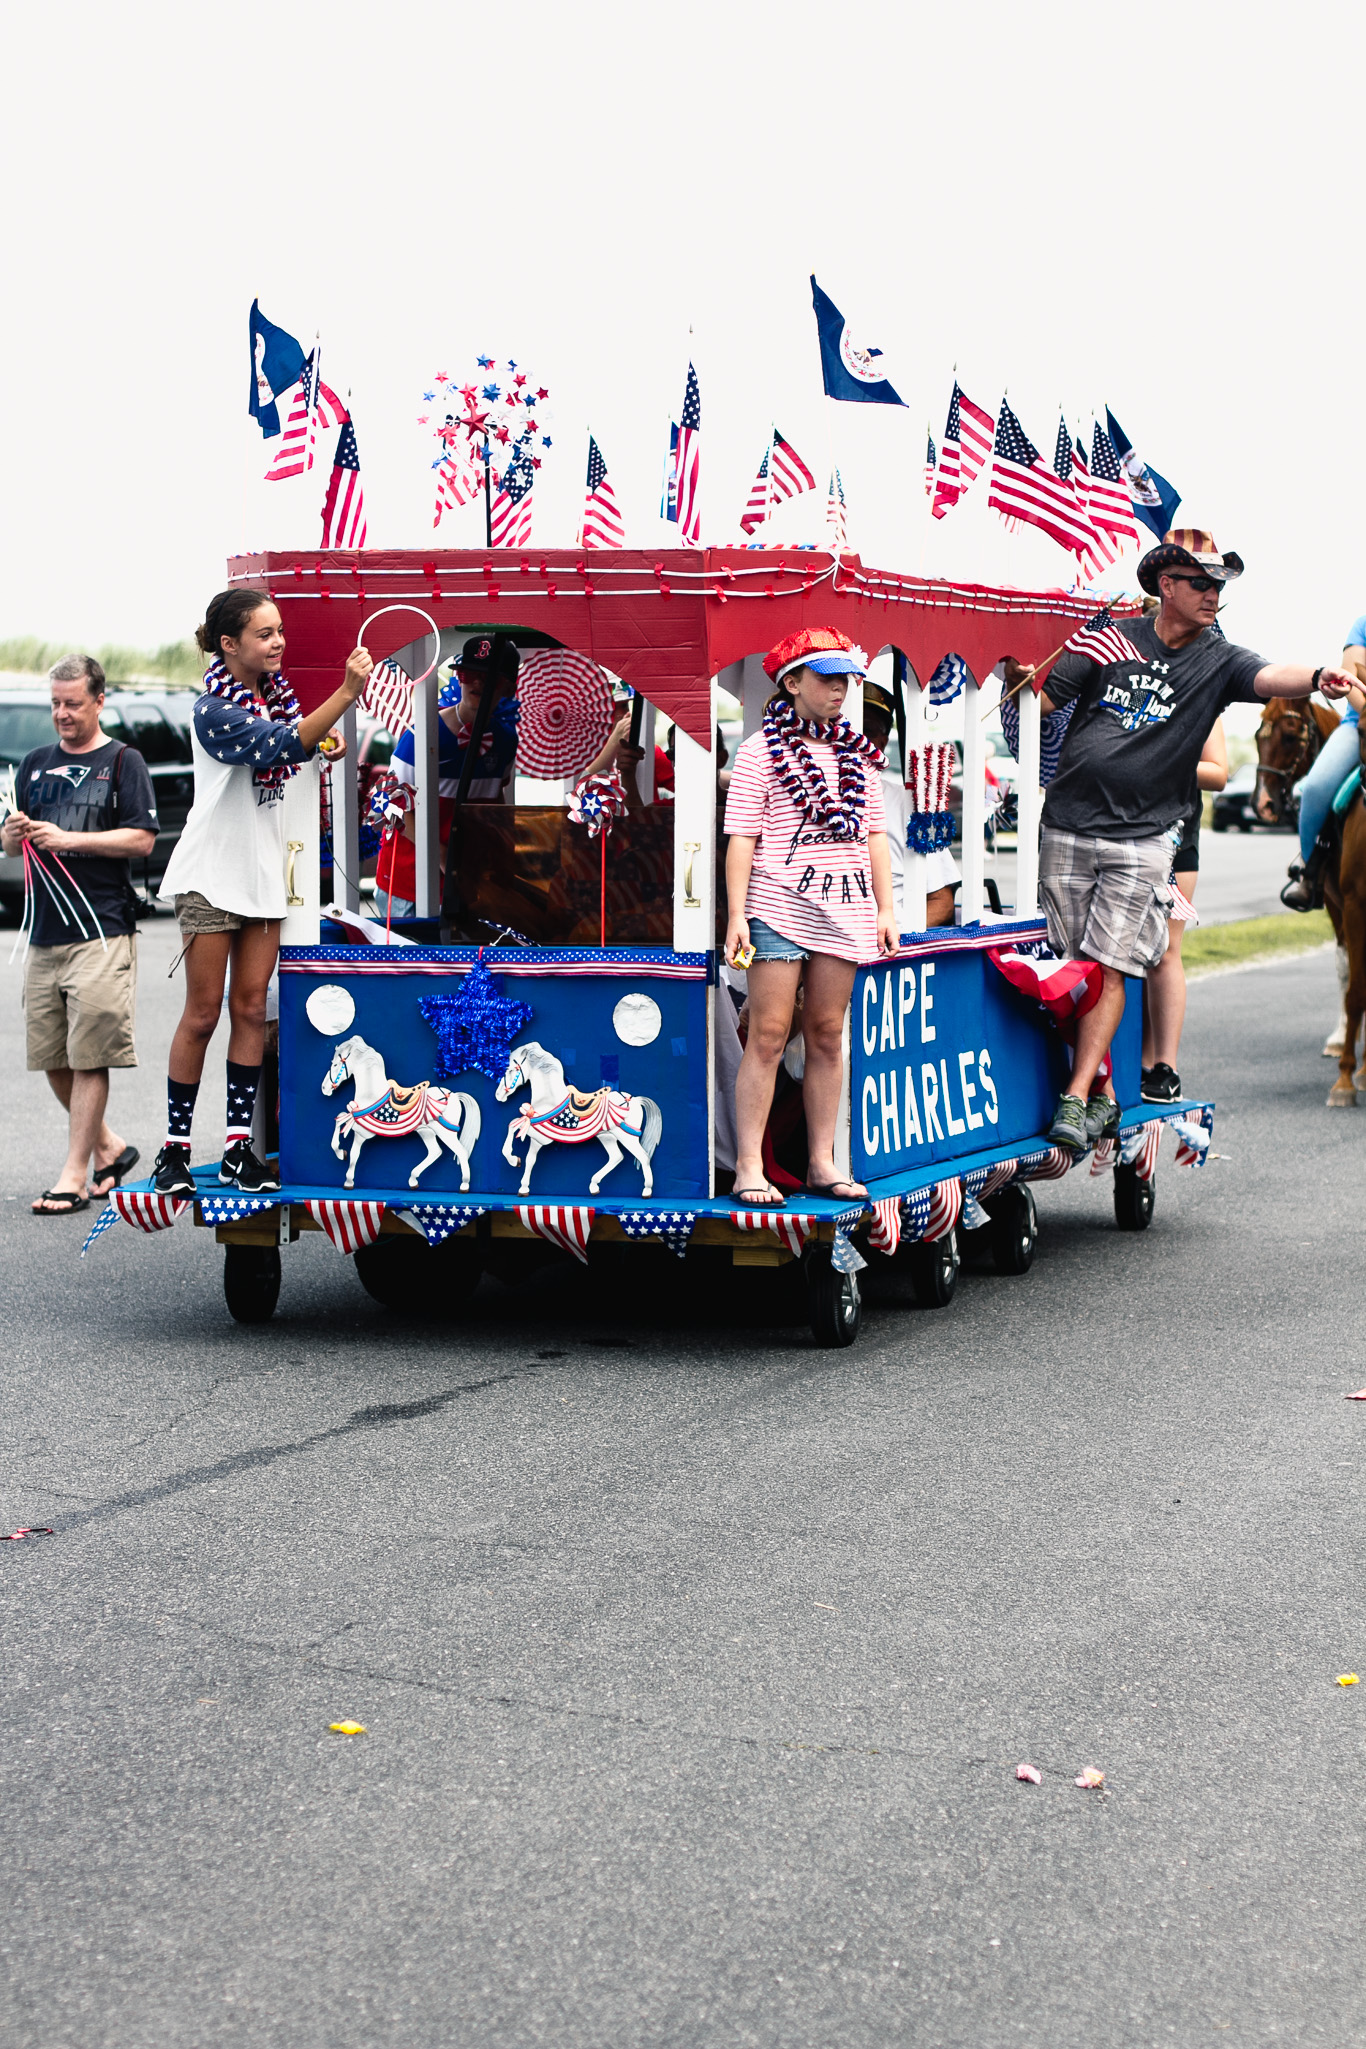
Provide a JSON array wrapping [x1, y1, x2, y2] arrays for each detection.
[[805, 1243, 862, 1348], [223, 1244, 281, 1324], [906, 1229, 960, 1307], [1113, 1162, 1156, 1232], [987, 1184, 1037, 1275], [353, 1232, 482, 1314]]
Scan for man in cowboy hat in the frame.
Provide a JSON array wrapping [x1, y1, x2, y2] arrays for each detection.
[[1011, 528, 1355, 1150]]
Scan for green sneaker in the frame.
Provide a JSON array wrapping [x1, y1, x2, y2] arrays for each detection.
[[1048, 1092, 1088, 1152], [1085, 1092, 1121, 1144]]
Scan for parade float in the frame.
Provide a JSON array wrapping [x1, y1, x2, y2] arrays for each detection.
[[102, 543, 1214, 1345]]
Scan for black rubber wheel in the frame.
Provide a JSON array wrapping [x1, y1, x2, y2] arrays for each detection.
[[353, 1232, 482, 1314], [223, 1244, 281, 1324], [987, 1183, 1037, 1275], [906, 1229, 960, 1307], [1114, 1162, 1156, 1232], [806, 1243, 862, 1347]]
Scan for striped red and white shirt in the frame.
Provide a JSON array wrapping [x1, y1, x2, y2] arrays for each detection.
[[724, 731, 886, 963]]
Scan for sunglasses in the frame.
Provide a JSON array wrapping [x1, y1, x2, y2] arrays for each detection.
[[1163, 572, 1224, 594]]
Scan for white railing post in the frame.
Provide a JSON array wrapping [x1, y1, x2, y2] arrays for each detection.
[[959, 671, 985, 924], [1014, 682, 1042, 916], [330, 702, 360, 913], [280, 762, 321, 946], [903, 668, 928, 932], [673, 679, 717, 954], [412, 669, 441, 920]]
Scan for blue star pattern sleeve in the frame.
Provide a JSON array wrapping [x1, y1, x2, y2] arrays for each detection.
[[193, 694, 310, 769]]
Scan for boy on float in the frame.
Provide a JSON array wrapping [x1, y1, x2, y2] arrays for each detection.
[[723, 628, 897, 1207], [152, 588, 372, 1197]]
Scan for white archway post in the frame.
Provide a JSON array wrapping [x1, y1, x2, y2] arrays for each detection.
[[1014, 684, 1042, 915], [902, 665, 928, 932], [959, 668, 986, 923]]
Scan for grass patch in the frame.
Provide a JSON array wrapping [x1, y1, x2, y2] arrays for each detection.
[[0, 636, 201, 686], [1184, 910, 1333, 975]]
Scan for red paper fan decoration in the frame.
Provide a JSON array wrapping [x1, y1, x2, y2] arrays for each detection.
[[516, 649, 616, 779]]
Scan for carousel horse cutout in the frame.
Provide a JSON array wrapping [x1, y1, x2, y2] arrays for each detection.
[[322, 1035, 481, 1190], [496, 1040, 662, 1196]]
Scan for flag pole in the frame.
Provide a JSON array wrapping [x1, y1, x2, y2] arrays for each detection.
[[981, 634, 1076, 719], [483, 440, 493, 548]]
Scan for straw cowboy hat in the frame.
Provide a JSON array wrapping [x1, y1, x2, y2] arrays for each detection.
[[1137, 527, 1245, 597]]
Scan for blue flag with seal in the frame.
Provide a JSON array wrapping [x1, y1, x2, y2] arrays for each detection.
[[1106, 407, 1181, 541], [249, 300, 307, 440], [810, 277, 906, 407]]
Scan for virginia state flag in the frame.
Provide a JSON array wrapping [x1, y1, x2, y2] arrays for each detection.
[[811, 277, 906, 406], [248, 300, 307, 440], [1106, 408, 1181, 541]]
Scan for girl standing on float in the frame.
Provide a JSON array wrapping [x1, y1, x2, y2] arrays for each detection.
[[152, 588, 371, 1197], [723, 628, 897, 1207]]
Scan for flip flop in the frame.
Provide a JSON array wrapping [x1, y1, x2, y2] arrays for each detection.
[[801, 1179, 869, 1203], [90, 1145, 139, 1198], [31, 1189, 90, 1214], [732, 1185, 786, 1208]]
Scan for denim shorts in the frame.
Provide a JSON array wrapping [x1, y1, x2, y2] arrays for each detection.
[[747, 915, 810, 963]]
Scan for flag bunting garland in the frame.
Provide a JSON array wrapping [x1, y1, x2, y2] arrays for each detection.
[[928, 653, 970, 706], [729, 1208, 815, 1258], [618, 1210, 696, 1258], [395, 1203, 490, 1245], [518, 1205, 594, 1263]]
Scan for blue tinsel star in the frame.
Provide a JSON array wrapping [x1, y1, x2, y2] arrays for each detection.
[[477, 353, 494, 369], [482, 382, 501, 402], [420, 955, 533, 1085]]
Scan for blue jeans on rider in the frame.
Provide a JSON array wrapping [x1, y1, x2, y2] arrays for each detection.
[[1297, 713, 1360, 860]]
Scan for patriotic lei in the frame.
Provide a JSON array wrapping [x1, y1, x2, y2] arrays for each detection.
[[202, 656, 303, 791], [762, 697, 883, 839]]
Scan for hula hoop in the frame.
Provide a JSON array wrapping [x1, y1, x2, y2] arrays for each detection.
[[358, 605, 442, 688]]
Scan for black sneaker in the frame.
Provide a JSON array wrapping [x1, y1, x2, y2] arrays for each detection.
[[218, 1140, 281, 1193], [151, 1143, 196, 1199], [1085, 1092, 1121, 1143], [1141, 1063, 1181, 1104]]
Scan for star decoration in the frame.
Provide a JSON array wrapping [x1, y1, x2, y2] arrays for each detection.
[[536, 387, 548, 401], [513, 372, 527, 387], [435, 369, 449, 380], [477, 354, 494, 369], [423, 390, 435, 401], [420, 955, 533, 1085], [460, 382, 479, 405], [507, 358, 518, 370], [542, 436, 552, 448], [482, 382, 501, 402]]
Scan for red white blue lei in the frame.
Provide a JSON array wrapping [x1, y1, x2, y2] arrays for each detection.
[[202, 656, 303, 790], [762, 697, 883, 839]]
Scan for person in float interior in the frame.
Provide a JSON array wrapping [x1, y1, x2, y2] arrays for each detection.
[[723, 627, 897, 1208], [860, 678, 957, 929]]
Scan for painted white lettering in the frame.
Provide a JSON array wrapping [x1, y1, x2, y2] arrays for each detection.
[[978, 1048, 999, 1124], [898, 966, 916, 1048], [921, 1062, 945, 1142], [904, 1065, 924, 1146], [940, 1057, 967, 1136], [861, 976, 878, 1056], [920, 961, 936, 1043], [880, 972, 896, 1053], [959, 1050, 983, 1131], [862, 1075, 880, 1155], [879, 1070, 901, 1153]]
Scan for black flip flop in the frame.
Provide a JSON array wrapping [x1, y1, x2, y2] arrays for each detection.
[[90, 1145, 139, 1198], [800, 1180, 869, 1204], [732, 1185, 787, 1208], [31, 1189, 90, 1215]]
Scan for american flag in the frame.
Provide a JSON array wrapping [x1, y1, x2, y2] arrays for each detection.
[[363, 657, 414, 738], [932, 380, 994, 519], [518, 1204, 594, 1263], [265, 353, 348, 482], [661, 421, 679, 521], [1088, 419, 1141, 547], [1063, 606, 1138, 668], [740, 429, 816, 534], [988, 401, 1096, 558], [433, 447, 481, 527], [582, 434, 625, 548], [675, 363, 701, 544], [924, 426, 937, 501], [321, 418, 368, 548], [827, 465, 847, 548], [305, 1198, 385, 1254], [1059, 419, 1116, 579], [489, 443, 535, 547]]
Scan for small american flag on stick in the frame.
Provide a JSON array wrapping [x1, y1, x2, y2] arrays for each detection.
[[363, 658, 414, 738], [320, 417, 367, 548], [265, 352, 348, 481], [433, 447, 480, 527], [489, 443, 534, 547], [1062, 607, 1136, 668], [675, 363, 701, 544], [740, 429, 815, 534], [932, 380, 994, 518], [582, 434, 625, 548]]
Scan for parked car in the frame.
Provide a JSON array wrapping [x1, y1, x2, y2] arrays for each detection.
[[0, 683, 197, 917], [1210, 760, 1291, 833]]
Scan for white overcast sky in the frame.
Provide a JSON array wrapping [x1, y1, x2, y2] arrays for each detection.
[[4, 0, 1362, 708]]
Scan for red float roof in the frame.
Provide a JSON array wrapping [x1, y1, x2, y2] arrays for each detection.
[[228, 546, 1138, 745]]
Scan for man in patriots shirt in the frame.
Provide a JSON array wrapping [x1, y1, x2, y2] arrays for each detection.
[[1010, 529, 1356, 1151]]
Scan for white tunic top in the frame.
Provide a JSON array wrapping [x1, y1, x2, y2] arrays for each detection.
[[160, 692, 311, 919]]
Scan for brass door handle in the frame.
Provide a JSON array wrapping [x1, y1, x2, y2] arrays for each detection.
[[683, 842, 701, 909], [286, 841, 305, 907]]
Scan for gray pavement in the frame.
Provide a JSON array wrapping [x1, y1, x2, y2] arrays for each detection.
[[2, 917, 1364, 2047]]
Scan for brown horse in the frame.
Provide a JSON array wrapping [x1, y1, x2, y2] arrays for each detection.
[[1253, 697, 1339, 826]]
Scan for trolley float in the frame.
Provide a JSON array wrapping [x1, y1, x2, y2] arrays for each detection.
[[98, 546, 1215, 1346]]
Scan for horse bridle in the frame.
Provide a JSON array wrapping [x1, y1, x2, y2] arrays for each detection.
[[1255, 708, 1321, 819]]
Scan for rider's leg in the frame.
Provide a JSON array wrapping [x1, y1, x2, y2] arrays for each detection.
[[800, 951, 860, 1193], [1296, 722, 1359, 863], [732, 958, 804, 1198]]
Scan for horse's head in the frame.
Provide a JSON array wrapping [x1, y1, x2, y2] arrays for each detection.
[[495, 1043, 531, 1104], [1255, 698, 1328, 826], [322, 1035, 359, 1097]]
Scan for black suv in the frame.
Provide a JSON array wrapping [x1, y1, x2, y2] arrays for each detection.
[[0, 685, 197, 916]]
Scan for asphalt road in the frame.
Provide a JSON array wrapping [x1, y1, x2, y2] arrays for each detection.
[[2, 920, 1364, 2048]]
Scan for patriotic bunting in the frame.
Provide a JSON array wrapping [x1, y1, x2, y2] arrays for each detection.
[[114, 1189, 191, 1232], [198, 1192, 279, 1225], [925, 1178, 963, 1241], [962, 1159, 1018, 1204], [396, 1203, 490, 1245], [987, 945, 1104, 1024], [518, 1205, 595, 1263], [81, 1203, 120, 1256], [618, 1210, 696, 1258], [960, 1192, 991, 1231], [1016, 1147, 1074, 1182], [730, 1209, 814, 1258], [830, 1228, 866, 1274], [1090, 1134, 1118, 1175], [868, 1196, 902, 1257], [929, 653, 970, 706], [1172, 1107, 1213, 1168], [1120, 1122, 1162, 1179], [305, 1199, 386, 1254]]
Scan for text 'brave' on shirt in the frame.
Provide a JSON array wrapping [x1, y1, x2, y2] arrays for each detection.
[[857, 959, 999, 1157]]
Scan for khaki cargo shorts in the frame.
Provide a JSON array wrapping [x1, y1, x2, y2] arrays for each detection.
[[1039, 827, 1173, 977], [25, 932, 138, 1071], [174, 891, 246, 938]]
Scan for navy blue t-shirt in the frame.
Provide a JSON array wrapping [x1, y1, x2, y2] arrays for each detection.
[[16, 739, 158, 945]]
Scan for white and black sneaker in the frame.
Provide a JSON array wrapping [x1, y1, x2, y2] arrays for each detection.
[[151, 1143, 196, 1199], [218, 1141, 281, 1193], [1140, 1063, 1182, 1104]]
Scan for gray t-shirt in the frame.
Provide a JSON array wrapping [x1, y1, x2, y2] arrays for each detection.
[[1042, 613, 1265, 840]]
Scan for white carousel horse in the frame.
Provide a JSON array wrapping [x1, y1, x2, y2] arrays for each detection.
[[322, 1035, 481, 1191], [495, 1040, 662, 1197]]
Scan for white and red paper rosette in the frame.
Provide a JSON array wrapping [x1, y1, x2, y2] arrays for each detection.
[[516, 649, 615, 779]]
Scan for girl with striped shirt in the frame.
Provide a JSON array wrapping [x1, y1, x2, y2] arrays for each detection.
[[723, 629, 896, 1207]]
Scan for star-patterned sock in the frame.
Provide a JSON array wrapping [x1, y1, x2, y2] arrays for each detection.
[[166, 1078, 198, 1149], [225, 1062, 261, 1148]]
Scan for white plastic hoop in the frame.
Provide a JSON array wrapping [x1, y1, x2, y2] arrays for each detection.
[[358, 605, 442, 687]]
